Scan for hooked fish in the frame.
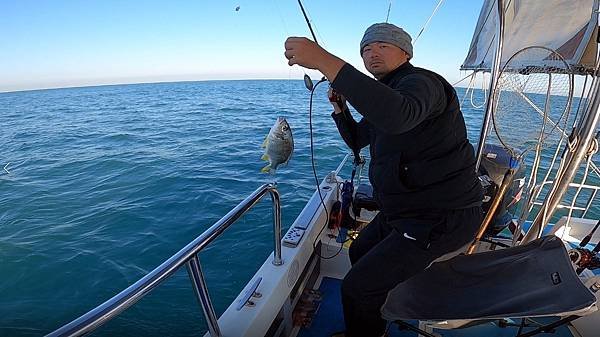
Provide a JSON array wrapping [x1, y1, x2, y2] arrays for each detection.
[[261, 117, 294, 173]]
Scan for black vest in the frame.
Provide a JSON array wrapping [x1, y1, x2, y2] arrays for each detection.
[[366, 65, 483, 216]]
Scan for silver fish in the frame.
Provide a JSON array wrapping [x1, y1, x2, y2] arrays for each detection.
[[261, 117, 294, 173]]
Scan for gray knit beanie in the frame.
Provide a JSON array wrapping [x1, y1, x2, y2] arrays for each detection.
[[360, 23, 413, 59]]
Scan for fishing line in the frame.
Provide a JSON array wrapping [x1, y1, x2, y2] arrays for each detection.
[[308, 78, 346, 259], [270, 0, 296, 98], [295, 0, 345, 258], [271, 0, 290, 35]]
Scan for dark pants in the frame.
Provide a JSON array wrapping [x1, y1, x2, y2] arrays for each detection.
[[341, 207, 482, 337]]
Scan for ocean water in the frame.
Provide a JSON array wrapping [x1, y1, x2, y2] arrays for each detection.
[[0, 80, 597, 336]]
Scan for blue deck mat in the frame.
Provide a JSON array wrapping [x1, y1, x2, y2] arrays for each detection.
[[298, 277, 575, 337]]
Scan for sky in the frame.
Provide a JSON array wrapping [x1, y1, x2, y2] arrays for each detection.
[[0, 0, 485, 92]]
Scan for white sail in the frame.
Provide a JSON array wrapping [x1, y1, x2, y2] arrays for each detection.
[[462, 0, 598, 74]]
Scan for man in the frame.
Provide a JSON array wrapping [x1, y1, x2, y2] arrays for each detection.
[[285, 23, 483, 337]]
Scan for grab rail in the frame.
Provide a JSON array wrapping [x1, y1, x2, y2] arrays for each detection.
[[47, 183, 282, 337]]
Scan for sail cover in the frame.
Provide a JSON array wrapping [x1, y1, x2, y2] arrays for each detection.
[[462, 0, 598, 74]]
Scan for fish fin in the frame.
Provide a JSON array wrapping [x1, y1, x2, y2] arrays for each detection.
[[261, 153, 269, 161], [261, 164, 271, 173], [261, 137, 269, 148]]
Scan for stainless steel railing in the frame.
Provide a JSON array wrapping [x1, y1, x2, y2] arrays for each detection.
[[47, 183, 283, 337]]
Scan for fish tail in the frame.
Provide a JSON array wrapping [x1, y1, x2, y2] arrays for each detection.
[[261, 164, 271, 173]]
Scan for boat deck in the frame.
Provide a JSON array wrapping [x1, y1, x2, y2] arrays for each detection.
[[298, 277, 575, 337]]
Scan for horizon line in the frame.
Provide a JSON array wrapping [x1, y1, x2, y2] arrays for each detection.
[[0, 78, 300, 94], [0, 78, 474, 95]]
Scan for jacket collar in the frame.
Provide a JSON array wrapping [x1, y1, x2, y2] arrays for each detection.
[[379, 61, 414, 84]]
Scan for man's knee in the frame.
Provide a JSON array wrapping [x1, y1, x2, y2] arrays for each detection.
[[341, 268, 362, 299]]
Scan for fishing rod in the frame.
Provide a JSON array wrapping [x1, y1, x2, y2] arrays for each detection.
[[297, 0, 320, 91], [580, 218, 600, 247], [297, 0, 318, 44], [296, 0, 362, 165]]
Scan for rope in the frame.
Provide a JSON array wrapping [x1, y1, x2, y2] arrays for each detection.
[[470, 74, 487, 109], [456, 71, 487, 110], [458, 72, 477, 107]]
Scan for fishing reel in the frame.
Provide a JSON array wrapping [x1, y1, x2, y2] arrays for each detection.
[[327, 180, 357, 230], [569, 247, 600, 274], [327, 180, 358, 243], [568, 219, 600, 274], [328, 88, 347, 110]]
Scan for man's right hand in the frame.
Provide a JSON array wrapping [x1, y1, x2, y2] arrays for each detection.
[[328, 87, 347, 114], [284, 37, 346, 82]]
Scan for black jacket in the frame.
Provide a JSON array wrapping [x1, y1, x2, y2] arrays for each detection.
[[331, 62, 482, 217]]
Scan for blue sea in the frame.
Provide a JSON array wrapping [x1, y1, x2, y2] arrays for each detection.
[[0, 80, 597, 336]]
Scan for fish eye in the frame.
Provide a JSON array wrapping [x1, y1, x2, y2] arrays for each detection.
[[282, 125, 289, 131]]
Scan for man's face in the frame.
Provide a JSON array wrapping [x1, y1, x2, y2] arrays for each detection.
[[361, 42, 409, 80]]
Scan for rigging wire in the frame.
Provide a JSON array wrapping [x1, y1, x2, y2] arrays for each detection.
[[452, 71, 476, 87], [413, 0, 445, 45], [385, 0, 393, 23]]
